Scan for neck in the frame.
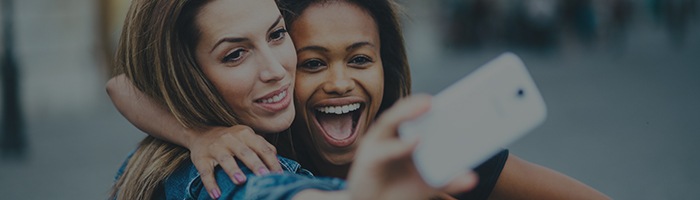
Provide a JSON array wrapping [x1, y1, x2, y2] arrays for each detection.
[[291, 134, 352, 179], [309, 155, 351, 179]]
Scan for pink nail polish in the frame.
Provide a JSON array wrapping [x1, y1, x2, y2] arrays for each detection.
[[258, 167, 270, 175], [211, 189, 221, 199], [234, 172, 246, 183]]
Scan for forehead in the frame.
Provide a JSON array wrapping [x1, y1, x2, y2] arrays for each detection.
[[196, 0, 281, 41], [291, 1, 379, 47]]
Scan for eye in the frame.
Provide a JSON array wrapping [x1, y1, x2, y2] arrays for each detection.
[[299, 59, 326, 72], [349, 55, 372, 66], [222, 48, 247, 63], [268, 27, 288, 43]]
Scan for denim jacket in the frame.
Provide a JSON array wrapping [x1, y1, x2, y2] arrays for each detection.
[[115, 154, 346, 200]]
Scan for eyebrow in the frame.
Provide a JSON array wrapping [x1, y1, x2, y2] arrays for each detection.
[[297, 42, 375, 54], [210, 37, 249, 53], [296, 45, 329, 53], [346, 42, 374, 52], [267, 15, 284, 35], [210, 15, 284, 53]]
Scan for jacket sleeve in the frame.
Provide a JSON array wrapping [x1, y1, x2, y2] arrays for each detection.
[[183, 157, 346, 200], [186, 169, 346, 200]]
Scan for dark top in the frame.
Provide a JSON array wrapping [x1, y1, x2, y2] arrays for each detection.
[[454, 149, 510, 200]]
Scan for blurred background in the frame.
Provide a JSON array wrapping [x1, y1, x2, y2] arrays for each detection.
[[0, 0, 698, 199]]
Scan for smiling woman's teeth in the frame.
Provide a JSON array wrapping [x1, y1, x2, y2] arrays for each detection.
[[316, 103, 361, 114], [260, 90, 286, 104]]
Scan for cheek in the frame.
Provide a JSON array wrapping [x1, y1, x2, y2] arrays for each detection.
[[210, 69, 255, 112], [280, 41, 297, 75], [293, 74, 315, 108], [370, 67, 385, 104]]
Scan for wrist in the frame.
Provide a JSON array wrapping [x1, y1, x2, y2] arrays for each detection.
[[179, 126, 198, 149]]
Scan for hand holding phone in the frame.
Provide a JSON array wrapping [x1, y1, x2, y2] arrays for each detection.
[[399, 52, 547, 187]]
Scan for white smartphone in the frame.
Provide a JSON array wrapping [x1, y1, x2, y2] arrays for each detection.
[[399, 52, 547, 187]]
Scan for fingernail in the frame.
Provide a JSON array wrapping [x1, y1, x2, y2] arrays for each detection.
[[210, 189, 221, 199], [258, 167, 270, 175], [231, 176, 239, 185], [234, 172, 247, 183]]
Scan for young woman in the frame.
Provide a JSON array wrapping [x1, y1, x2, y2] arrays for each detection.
[[109, 0, 610, 199], [108, 0, 476, 199], [272, 1, 608, 199]]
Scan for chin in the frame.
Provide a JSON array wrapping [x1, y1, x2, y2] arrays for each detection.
[[320, 150, 356, 166], [258, 109, 296, 134]]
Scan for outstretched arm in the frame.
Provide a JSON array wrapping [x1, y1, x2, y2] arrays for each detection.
[[106, 74, 282, 199], [344, 94, 478, 200], [489, 154, 611, 200]]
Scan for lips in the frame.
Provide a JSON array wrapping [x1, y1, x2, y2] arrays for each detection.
[[312, 99, 364, 148], [254, 86, 291, 113]]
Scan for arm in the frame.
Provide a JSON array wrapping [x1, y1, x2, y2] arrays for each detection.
[[208, 95, 475, 200], [488, 154, 611, 200], [106, 74, 282, 198], [106, 74, 194, 147]]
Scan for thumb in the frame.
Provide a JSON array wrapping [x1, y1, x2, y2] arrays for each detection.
[[377, 137, 419, 161], [441, 171, 479, 195]]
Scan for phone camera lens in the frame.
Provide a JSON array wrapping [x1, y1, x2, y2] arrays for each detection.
[[517, 88, 525, 98]]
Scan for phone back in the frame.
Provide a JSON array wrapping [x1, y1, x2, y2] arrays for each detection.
[[399, 52, 547, 187]]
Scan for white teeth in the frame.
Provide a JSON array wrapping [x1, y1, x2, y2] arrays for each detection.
[[316, 103, 361, 115], [260, 90, 286, 104]]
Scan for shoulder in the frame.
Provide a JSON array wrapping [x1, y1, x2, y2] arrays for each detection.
[[278, 156, 314, 176], [114, 150, 136, 181]]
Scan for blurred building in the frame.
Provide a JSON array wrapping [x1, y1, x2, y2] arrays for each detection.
[[438, 0, 697, 50]]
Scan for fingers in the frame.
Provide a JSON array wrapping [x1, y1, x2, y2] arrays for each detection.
[[189, 124, 282, 199], [370, 94, 432, 139], [224, 135, 269, 176], [192, 158, 222, 199], [379, 137, 419, 162], [214, 146, 247, 185], [441, 171, 479, 195], [254, 141, 283, 173], [229, 126, 282, 174]]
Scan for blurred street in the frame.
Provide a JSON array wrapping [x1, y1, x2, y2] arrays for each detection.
[[1, 0, 699, 199]]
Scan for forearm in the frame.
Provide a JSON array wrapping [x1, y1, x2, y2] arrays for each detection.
[[488, 154, 610, 200], [106, 74, 196, 148]]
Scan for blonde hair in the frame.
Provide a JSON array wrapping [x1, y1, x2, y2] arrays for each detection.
[[110, 0, 246, 199]]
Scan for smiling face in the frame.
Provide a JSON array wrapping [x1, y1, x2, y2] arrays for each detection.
[[290, 1, 384, 165], [195, 0, 296, 134]]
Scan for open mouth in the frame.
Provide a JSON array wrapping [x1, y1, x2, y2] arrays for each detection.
[[313, 103, 363, 147]]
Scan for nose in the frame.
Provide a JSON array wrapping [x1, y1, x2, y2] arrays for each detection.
[[259, 48, 286, 83], [322, 63, 355, 95]]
